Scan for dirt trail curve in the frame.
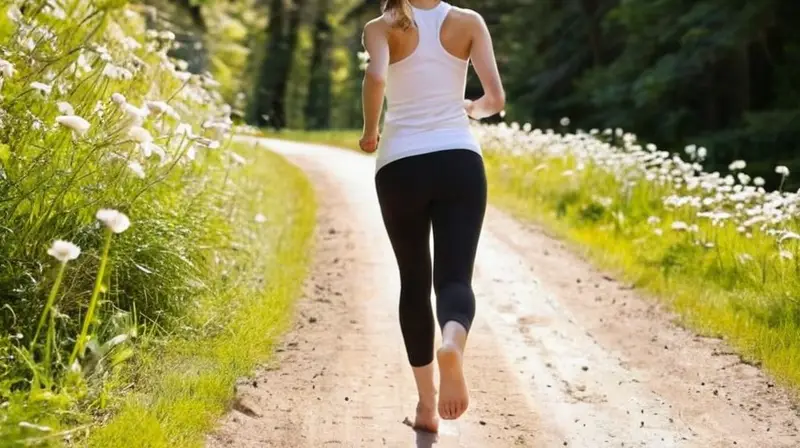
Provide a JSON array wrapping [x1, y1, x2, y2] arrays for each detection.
[[208, 138, 800, 448]]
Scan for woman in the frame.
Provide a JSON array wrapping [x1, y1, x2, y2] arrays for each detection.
[[359, 0, 505, 433]]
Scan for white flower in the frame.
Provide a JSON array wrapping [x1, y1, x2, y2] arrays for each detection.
[[254, 213, 267, 223], [779, 231, 800, 243], [96, 209, 131, 233], [127, 161, 145, 179], [123, 103, 149, 125], [128, 126, 153, 143], [30, 82, 52, 96], [776, 166, 790, 176], [111, 93, 127, 105], [697, 147, 707, 159], [145, 101, 179, 119], [754, 177, 766, 187], [57, 101, 74, 115], [728, 160, 746, 171], [671, 221, 689, 231], [780, 250, 794, 260], [229, 151, 246, 165], [647, 216, 661, 225], [653, 228, 663, 236], [56, 115, 90, 136], [184, 144, 196, 162], [102, 64, 133, 80], [499, 110, 506, 118], [560, 117, 570, 127], [47, 240, 81, 263], [0, 59, 15, 78], [174, 123, 193, 138]]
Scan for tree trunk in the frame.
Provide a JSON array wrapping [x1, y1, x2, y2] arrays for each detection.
[[251, 0, 286, 126], [305, 0, 333, 129]]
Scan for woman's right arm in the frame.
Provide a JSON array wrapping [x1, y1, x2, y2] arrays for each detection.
[[466, 11, 505, 120]]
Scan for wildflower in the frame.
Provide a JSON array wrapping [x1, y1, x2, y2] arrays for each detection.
[[780, 250, 794, 260], [102, 64, 133, 80], [229, 151, 246, 165], [174, 123, 193, 138], [754, 177, 766, 187], [255, 213, 267, 223], [653, 228, 663, 236], [779, 231, 800, 243], [0, 59, 15, 78], [56, 115, 90, 137], [647, 216, 661, 225], [123, 103, 150, 125], [776, 166, 790, 177], [127, 161, 145, 179], [47, 240, 81, 263], [146, 101, 179, 120], [57, 101, 74, 115], [728, 160, 746, 171], [96, 209, 130, 234], [111, 93, 127, 105], [128, 126, 153, 143], [697, 147, 707, 159], [30, 82, 52, 96], [671, 221, 689, 231], [560, 117, 570, 127]]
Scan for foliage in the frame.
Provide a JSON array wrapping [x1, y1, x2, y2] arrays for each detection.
[[477, 121, 800, 390], [0, 0, 281, 443]]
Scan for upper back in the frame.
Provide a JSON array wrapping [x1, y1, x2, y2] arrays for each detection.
[[383, 4, 478, 65]]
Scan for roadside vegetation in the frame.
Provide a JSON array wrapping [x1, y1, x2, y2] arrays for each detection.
[[0, 2, 314, 446]]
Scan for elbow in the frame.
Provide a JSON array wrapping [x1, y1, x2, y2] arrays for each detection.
[[364, 69, 386, 87], [489, 90, 506, 115]]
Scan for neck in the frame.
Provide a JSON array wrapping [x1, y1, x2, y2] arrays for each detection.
[[409, 0, 441, 10]]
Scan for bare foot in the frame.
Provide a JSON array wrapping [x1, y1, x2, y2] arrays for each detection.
[[413, 401, 439, 433], [437, 343, 469, 420]]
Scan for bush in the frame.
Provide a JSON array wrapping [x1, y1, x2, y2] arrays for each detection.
[[0, 0, 251, 441]]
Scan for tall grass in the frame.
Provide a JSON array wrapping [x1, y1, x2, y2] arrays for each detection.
[[0, 0, 274, 442], [477, 122, 800, 391]]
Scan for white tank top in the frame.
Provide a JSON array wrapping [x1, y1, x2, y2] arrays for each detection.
[[375, 1, 481, 173]]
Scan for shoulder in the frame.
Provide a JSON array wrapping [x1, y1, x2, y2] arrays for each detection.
[[448, 7, 486, 27], [363, 15, 391, 36], [362, 15, 390, 47]]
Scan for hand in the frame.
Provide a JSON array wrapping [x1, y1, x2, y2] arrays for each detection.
[[359, 131, 380, 153], [464, 99, 476, 120]]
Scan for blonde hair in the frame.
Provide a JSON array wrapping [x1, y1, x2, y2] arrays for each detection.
[[383, 0, 414, 30]]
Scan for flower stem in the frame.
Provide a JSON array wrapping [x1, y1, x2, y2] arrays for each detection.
[[31, 262, 66, 352], [69, 229, 112, 365]]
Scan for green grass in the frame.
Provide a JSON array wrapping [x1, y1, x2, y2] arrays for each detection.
[[0, 2, 316, 444], [482, 148, 800, 393], [268, 128, 800, 397], [85, 143, 315, 447]]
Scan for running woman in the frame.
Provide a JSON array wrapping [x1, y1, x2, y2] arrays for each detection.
[[358, 0, 505, 433]]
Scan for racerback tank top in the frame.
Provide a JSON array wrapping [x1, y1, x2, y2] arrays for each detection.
[[375, 1, 481, 173]]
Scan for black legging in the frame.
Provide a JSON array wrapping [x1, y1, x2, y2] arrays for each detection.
[[375, 149, 487, 367]]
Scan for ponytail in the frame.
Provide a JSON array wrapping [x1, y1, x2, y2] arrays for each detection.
[[383, 0, 414, 30]]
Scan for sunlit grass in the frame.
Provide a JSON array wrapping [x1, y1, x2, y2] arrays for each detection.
[[86, 143, 315, 448], [0, 1, 314, 445]]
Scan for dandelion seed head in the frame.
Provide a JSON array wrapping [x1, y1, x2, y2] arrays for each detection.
[[96, 209, 131, 234], [47, 240, 81, 263]]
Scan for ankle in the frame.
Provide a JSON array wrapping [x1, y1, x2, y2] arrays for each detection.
[[418, 393, 437, 409]]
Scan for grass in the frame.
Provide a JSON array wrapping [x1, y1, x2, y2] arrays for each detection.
[[85, 142, 315, 448], [268, 128, 800, 397], [0, 2, 314, 445]]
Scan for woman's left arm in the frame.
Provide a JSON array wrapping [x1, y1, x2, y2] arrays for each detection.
[[360, 19, 390, 153]]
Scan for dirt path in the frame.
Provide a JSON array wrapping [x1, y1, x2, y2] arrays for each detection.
[[208, 139, 800, 447]]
